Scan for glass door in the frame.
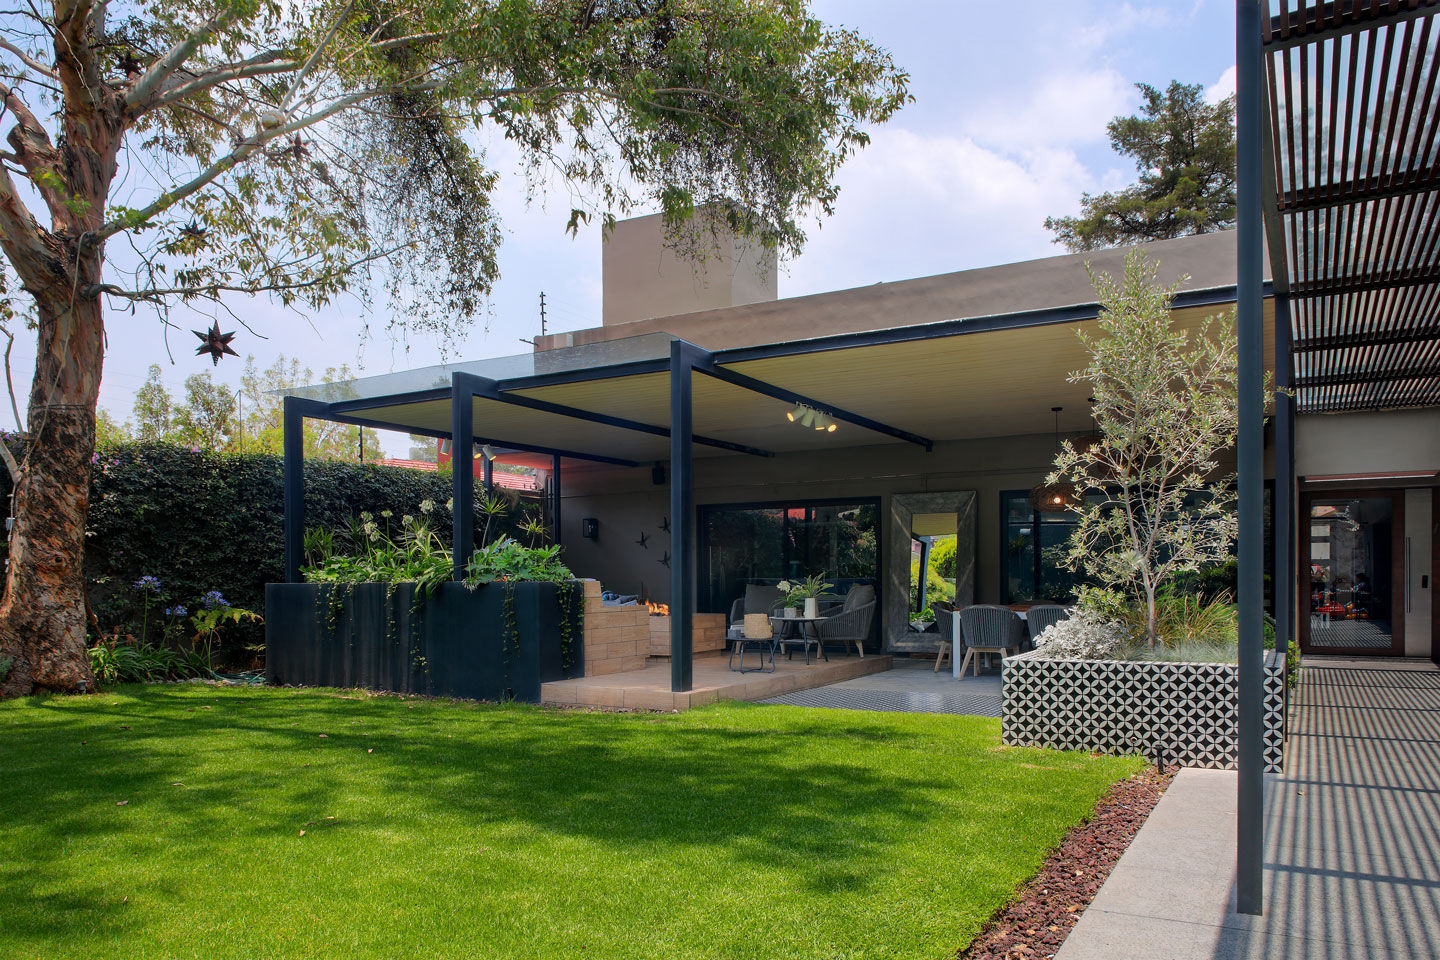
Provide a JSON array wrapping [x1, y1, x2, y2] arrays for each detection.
[[1299, 491, 1404, 656]]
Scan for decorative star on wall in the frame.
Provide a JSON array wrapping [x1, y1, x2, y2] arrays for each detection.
[[660, 516, 670, 533], [193, 321, 239, 365], [658, 551, 670, 569], [635, 531, 649, 549]]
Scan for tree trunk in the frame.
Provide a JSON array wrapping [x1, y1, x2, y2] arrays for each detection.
[[0, 290, 104, 696]]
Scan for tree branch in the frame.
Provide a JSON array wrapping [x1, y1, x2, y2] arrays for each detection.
[[124, 7, 239, 113], [0, 36, 57, 79], [149, 53, 301, 112], [86, 244, 408, 301]]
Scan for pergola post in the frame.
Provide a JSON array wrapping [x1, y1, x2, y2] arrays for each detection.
[[1274, 295, 1295, 671], [1235, 0, 1266, 917], [451, 374, 475, 581], [283, 396, 328, 583], [482, 456, 493, 494], [669, 340, 707, 693], [551, 453, 562, 546]]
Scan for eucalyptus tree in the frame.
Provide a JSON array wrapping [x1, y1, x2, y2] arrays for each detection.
[[1046, 252, 1241, 646], [0, 0, 907, 695]]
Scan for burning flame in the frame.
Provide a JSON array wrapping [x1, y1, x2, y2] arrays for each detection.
[[646, 601, 670, 616]]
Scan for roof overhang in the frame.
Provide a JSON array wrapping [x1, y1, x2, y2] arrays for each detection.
[[288, 285, 1272, 470]]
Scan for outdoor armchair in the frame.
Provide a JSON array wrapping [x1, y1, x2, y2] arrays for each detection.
[[728, 583, 786, 631], [815, 584, 876, 657], [1024, 605, 1070, 650], [954, 605, 1027, 677]]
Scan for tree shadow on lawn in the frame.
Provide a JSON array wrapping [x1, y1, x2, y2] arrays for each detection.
[[0, 685, 1113, 949]]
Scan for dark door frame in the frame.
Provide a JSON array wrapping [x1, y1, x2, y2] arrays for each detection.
[[1298, 487, 1406, 657], [1433, 488, 1439, 663]]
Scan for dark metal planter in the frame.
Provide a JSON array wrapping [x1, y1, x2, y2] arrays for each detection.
[[265, 580, 584, 702]]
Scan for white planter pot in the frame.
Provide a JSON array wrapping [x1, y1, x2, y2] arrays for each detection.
[[803, 598, 819, 619], [785, 607, 800, 619]]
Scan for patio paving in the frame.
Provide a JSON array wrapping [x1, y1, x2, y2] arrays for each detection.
[[760, 655, 1003, 716], [541, 650, 892, 711], [1055, 657, 1440, 960]]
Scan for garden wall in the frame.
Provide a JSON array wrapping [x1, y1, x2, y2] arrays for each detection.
[[265, 581, 583, 702], [1001, 649, 1288, 772]]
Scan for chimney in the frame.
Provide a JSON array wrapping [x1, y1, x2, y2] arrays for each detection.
[[601, 210, 777, 327]]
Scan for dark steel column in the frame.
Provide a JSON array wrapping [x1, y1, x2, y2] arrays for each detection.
[[1235, 0, 1266, 917], [1274, 297, 1295, 672], [282, 396, 307, 584], [551, 453, 562, 546], [451, 376, 474, 581], [482, 456, 493, 494], [669, 341, 699, 692]]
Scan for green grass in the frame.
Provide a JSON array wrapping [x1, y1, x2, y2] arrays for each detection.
[[0, 685, 1141, 960]]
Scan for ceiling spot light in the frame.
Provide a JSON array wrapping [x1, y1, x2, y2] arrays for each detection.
[[786, 404, 806, 422], [800, 408, 816, 428], [480, 444, 497, 461]]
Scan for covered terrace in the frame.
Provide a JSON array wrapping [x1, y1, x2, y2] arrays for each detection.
[[281, 283, 1274, 695]]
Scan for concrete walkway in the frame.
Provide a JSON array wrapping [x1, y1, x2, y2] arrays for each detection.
[[1057, 658, 1440, 960], [760, 655, 1002, 715]]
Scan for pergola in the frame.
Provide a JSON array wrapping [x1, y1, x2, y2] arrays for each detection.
[[279, 289, 1252, 691], [1235, 0, 1440, 915]]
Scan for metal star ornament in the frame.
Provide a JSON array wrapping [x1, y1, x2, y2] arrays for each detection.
[[193, 321, 239, 365]]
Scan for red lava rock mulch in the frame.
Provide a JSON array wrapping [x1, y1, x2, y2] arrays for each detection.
[[957, 765, 1174, 960]]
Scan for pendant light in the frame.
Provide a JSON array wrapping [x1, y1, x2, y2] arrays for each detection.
[[1029, 406, 1080, 513]]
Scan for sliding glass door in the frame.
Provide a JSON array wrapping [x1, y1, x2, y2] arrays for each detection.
[[1299, 490, 1404, 656]]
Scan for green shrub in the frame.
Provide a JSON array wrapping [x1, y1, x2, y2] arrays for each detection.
[[0, 441, 540, 667]]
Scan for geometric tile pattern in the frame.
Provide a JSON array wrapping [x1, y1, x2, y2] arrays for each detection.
[[1002, 650, 1287, 773]]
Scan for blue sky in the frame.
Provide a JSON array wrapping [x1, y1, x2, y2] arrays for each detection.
[[2, 1, 1239, 455]]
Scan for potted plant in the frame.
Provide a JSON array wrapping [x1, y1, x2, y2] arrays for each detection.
[[782, 573, 835, 619], [910, 605, 935, 632], [774, 580, 800, 618]]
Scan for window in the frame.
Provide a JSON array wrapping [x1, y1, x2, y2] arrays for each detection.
[[1000, 486, 1275, 609], [699, 499, 879, 614], [1001, 492, 1088, 604]]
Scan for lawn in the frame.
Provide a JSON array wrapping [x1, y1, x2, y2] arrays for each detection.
[[0, 685, 1141, 960]]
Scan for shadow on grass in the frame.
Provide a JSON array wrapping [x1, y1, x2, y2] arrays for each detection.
[[0, 684, 1116, 950]]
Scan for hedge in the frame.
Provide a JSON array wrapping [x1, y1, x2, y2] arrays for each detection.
[[1, 442, 539, 666]]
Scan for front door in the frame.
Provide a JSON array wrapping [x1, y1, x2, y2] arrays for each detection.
[[1300, 490, 1406, 656]]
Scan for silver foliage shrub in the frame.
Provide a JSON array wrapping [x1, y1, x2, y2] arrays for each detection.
[[1032, 608, 1134, 660]]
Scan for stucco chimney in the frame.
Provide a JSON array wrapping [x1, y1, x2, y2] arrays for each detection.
[[601, 210, 777, 326]]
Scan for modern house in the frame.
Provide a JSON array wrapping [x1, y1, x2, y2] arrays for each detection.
[[282, 207, 1435, 668]]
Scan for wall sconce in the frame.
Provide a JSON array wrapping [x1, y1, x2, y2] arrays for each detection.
[[582, 518, 599, 540]]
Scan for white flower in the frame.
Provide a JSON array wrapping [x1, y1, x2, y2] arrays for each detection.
[[776, 580, 792, 592], [419, 499, 435, 514]]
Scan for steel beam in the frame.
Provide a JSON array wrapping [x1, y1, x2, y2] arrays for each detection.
[[1274, 296, 1295, 694], [451, 374, 476, 580], [282, 396, 330, 584], [670, 340, 705, 692], [496, 385, 774, 457], [697, 362, 934, 451], [551, 453, 562, 546], [325, 410, 641, 467], [1237, 0, 1267, 917]]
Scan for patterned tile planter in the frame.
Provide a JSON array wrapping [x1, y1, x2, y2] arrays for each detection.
[[1002, 648, 1287, 772]]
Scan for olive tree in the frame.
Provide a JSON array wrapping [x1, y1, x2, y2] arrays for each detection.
[[1047, 251, 1241, 646], [0, 0, 908, 695]]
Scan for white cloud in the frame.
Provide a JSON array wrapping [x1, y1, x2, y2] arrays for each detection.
[[1205, 65, 1237, 103], [781, 126, 1102, 297], [962, 68, 1135, 153]]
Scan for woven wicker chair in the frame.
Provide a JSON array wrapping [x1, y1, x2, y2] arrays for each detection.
[[1024, 605, 1070, 650], [953, 605, 1026, 677], [815, 584, 877, 657]]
